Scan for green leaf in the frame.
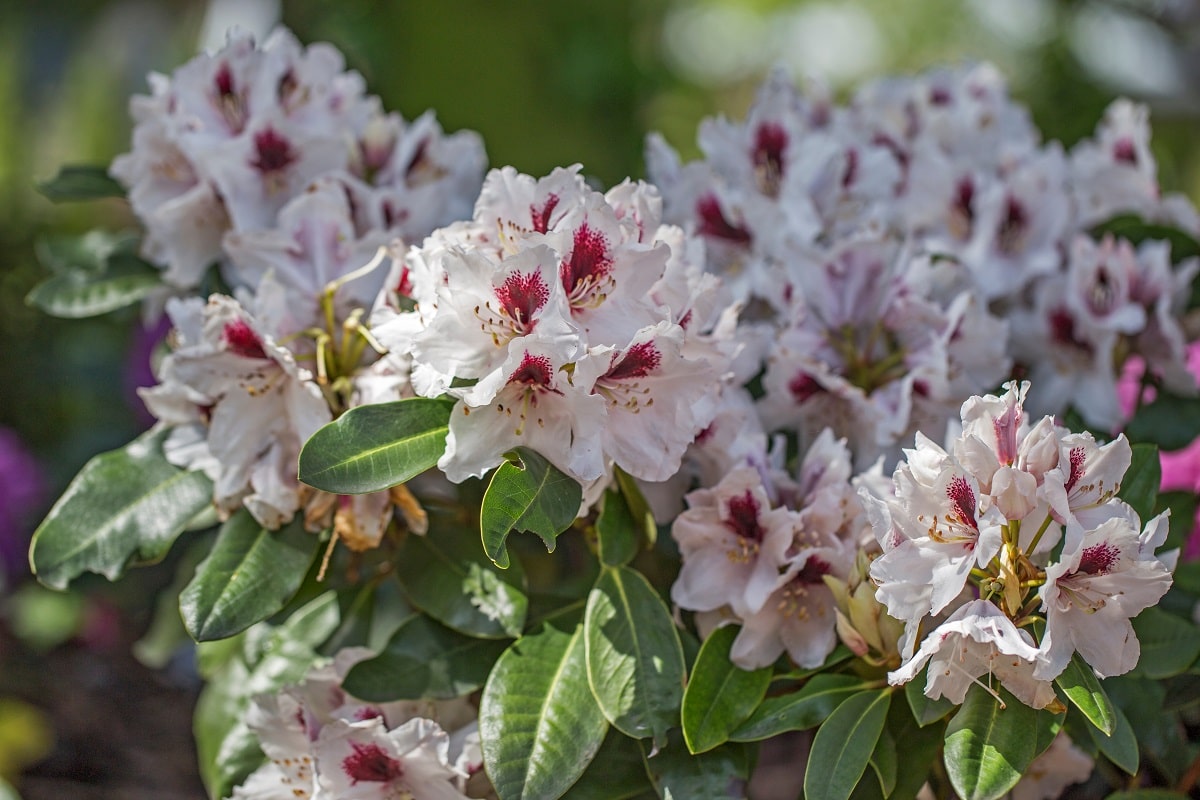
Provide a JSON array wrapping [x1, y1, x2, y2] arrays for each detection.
[[1087, 701, 1139, 775], [26, 255, 161, 318], [396, 514, 528, 638], [1157, 491, 1200, 553], [1131, 606, 1200, 679], [1105, 791, 1189, 800], [480, 622, 609, 800], [803, 689, 892, 800], [180, 511, 319, 642], [36, 164, 125, 201], [481, 447, 583, 569], [36, 230, 137, 276], [905, 670, 958, 727], [342, 614, 506, 701], [585, 565, 686, 745], [729, 673, 866, 741], [642, 732, 749, 800], [614, 466, 657, 547], [30, 428, 214, 590], [942, 684, 1058, 800], [1125, 392, 1200, 452], [1119, 443, 1161, 524], [561, 730, 655, 800], [596, 486, 639, 567], [297, 398, 452, 494], [886, 699, 947, 800], [1055, 653, 1116, 735], [868, 724, 897, 797], [1162, 672, 1200, 712], [681, 625, 771, 754]]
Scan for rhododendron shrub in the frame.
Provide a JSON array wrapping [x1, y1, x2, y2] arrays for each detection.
[[27, 28, 1200, 800]]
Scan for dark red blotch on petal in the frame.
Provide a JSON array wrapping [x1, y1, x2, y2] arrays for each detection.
[[251, 127, 298, 174], [605, 341, 661, 381], [946, 475, 979, 531], [507, 352, 555, 388], [696, 194, 752, 245], [561, 223, 612, 294], [795, 556, 831, 585], [343, 742, 404, 785], [496, 271, 550, 330], [1077, 541, 1119, 575], [222, 320, 268, 360], [530, 194, 560, 234], [725, 490, 766, 544]]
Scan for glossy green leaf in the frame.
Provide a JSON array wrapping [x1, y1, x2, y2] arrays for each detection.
[[885, 698, 946, 800], [776, 644, 854, 679], [36, 164, 125, 201], [942, 684, 1057, 800], [1131, 606, 1200, 679], [585, 566, 685, 745], [681, 625, 771, 754], [342, 614, 506, 701], [480, 622, 608, 800], [30, 428, 214, 590], [27, 254, 160, 318], [1055, 653, 1116, 735], [642, 732, 749, 800], [729, 673, 866, 741], [596, 486, 639, 567], [904, 670, 958, 727], [1119, 443, 1160, 524], [396, 515, 528, 638], [481, 447, 583, 569], [1125, 392, 1200, 452], [613, 466, 656, 547], [180, 511, 319, 642], [561, 730, 655, 800], [803, 689, 891, 800], [1087, 702, 1139, 775], [868, 724, 897, 797], [297, 398, 451, 494]]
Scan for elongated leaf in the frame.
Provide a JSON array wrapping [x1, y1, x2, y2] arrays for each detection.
[[562, 730, 655, 800], [1087, 701, 1139, 774], [887, 697, 946, 800], [1055, 653, 1115, 735], [942, 684, 1055, 800], [342, 614, 506, 701], [30, 429, 214, 590], [642, 732, 749, 800], [803, 689, 891, 800], [297, 398, 451, 494], [180, 511, 319, 641], [613, 466, 656, 547], [1119, 443, 1160, 524], [1131, 606, 1200, 679], [480, 622, 609, 800], [585, 566, 686, 745], [27, 255, 161, 317], [905, 670, 957, 727], [36, 164, 125, 201], [596, 486, 639, 567], [1125, 392, 1200, 452], [681, 625, 771, 754], [396, 515, 528, 638], [868, 725, 897, 798], [482, 447, 582, 569], [729, 673, 866, 741]]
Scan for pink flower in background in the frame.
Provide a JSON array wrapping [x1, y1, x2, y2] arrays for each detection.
[[1118, 341, 1200, 557], [0, 427, 46, 588]]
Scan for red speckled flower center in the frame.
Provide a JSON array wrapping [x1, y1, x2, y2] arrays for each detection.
[[1077, 541, 1119, 575], [725, 490, 765, 544], [251, 127, 298, 174], [1064, 446, 1086, 493], [495, 271, 549, 333], [753, 122, 788, 197], [605, 342, 661, 381], [222, 320, 268, 360], [946, 475, 979, 531], [507, 352, 554, 389], [561, 223, 613, 304], [342, 742, 404, 785]]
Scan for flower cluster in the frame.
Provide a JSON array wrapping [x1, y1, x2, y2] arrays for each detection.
[[372, 165, 731, 487], [670, 429, 880, 669], [648, 64, 1199, 462], [864, 381, 1175, 708], [232, 650, 489, 800], [122, 29, 487, 535]]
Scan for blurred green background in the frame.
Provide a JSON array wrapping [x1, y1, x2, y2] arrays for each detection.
[[1, 0, 1199, 796]]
